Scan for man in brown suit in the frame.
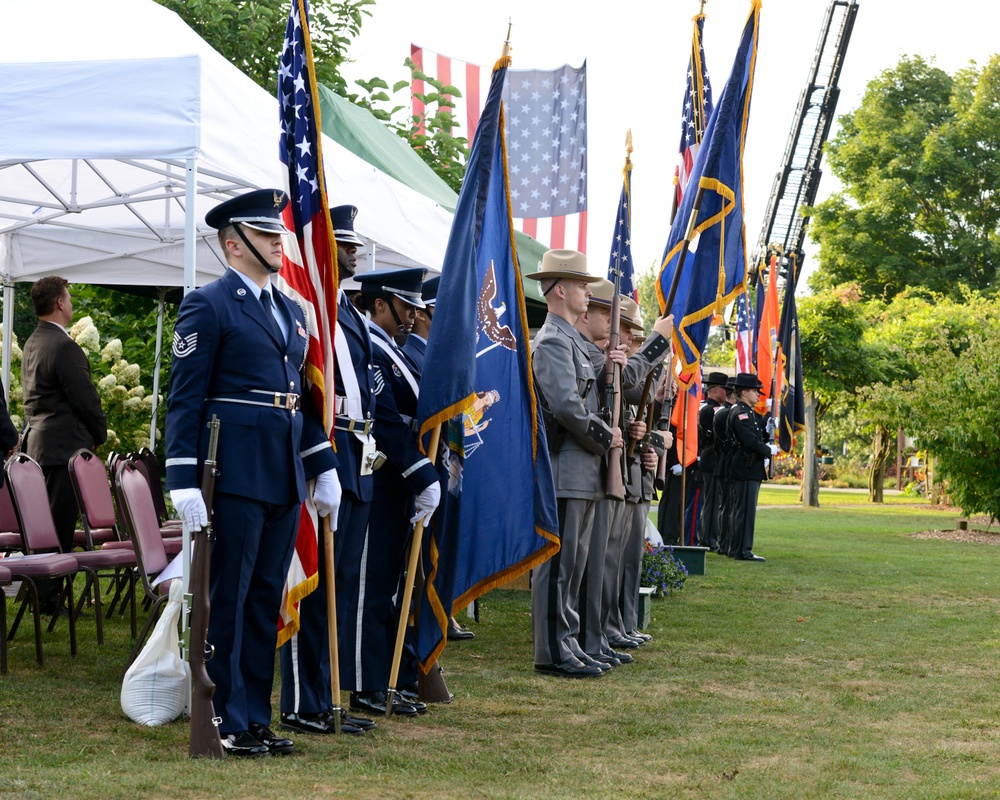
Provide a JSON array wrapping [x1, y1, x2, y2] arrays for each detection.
[[21, 277, 107, 610]]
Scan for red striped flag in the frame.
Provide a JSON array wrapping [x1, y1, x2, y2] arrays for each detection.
[[274, 0, 339, 645]]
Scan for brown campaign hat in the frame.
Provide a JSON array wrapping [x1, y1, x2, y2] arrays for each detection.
[[619, 296, 645, 332], [585, 278, 616, 307], [523, 249, 601, 283]]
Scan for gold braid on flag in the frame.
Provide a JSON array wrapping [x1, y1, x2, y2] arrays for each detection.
[[296, 0, 339, 437]]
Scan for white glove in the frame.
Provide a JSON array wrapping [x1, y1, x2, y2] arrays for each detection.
[[313, 469, 342, 521], [170, 488, 208, 530], [765, 398, 773, 411], [764, 458, 770, 470], [769, 443, 779, 456], [411, 481, 441, 526], [670, 463, 683, 476]]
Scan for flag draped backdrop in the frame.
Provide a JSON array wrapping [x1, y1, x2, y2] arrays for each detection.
[[410, 45, 588, 252], [415, 53, 559, 670], [733, 288, 756, 375], [274, 0, 339, 645], [657, 0, 761, 385]]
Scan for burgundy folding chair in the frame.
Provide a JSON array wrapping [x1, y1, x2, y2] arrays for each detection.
[[5, 453, 137, 646], [115, 457, 179, 668], [1, 563, 9, 673], [132, 449, 182, 534], [67, 449, 121, 551], [0, 482, 23, 556]]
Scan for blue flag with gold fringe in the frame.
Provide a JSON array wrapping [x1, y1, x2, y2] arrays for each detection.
[[416, 52, 559, 670], [657, 0, 760, 377]]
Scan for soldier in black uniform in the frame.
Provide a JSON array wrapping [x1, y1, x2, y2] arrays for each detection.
[[697, 372, 729, 552], [727, 372, 777, 562], [714, 377, 737, 556]]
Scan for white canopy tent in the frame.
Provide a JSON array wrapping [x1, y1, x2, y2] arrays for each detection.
[[0, 0, 454, 410]]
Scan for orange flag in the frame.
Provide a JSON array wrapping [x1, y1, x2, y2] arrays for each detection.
[[755, 257, 782, 415]]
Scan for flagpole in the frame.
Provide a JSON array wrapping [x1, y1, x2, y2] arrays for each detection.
[[386, 423, 442, 718], [323, 517, 342, 734]]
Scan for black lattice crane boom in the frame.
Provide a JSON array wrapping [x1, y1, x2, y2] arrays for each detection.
[[752, 0, 859, 290]]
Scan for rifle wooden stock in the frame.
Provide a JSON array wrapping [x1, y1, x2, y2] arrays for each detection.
[[603, 293, 625, 500], [627, 364, 661, 459], [189, 416, 223, 760]]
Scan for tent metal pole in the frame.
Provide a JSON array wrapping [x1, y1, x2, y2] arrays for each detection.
[[148, 288, 165, 449], [184, 158, 197, 296], [1, 276, 13, 399]]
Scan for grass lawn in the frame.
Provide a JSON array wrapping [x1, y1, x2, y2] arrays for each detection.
[[2, 495, 997, 799]]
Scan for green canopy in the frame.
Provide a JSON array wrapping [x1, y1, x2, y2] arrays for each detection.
[[318, 84, 548, 325]]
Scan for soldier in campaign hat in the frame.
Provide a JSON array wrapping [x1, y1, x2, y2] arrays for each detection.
[[345, 267, 440, 715], [279, 203, 378, 737], [726, 372, 776, 561], [525, 250, 620, 678], [166, 189, 341, 756]]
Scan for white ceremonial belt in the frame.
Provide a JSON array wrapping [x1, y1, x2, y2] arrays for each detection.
[[334, 416, 374, 435]]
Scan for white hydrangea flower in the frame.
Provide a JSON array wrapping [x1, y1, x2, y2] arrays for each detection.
[[101, 338, 123, 363], [98, 374, 118, 391]]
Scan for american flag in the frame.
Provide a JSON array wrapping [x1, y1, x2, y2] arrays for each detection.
[[673, 14, 713, 213], [734, 288, 755, 374], [607, 147, 635, 298], [274, 0, 339, 644], [410, 46, 588, 252]]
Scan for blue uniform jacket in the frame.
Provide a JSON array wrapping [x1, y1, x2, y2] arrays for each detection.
[[165, 268, 336, 504], [401, 335, 426, 371], [335, 298, 376, 503], [368, 322, 438, 495]]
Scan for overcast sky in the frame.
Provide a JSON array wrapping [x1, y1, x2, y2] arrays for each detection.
[[340, 0, 997, 292]]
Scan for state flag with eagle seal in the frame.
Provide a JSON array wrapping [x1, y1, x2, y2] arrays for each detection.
[[415, 47, 559, 670]]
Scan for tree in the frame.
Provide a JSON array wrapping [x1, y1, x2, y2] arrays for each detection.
[[157, 0, 375, 95], [809, 56, 1000, 299]]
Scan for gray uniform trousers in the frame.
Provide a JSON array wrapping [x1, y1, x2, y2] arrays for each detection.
[[532, 497, 597, 664], [603, 499, 634, 641]]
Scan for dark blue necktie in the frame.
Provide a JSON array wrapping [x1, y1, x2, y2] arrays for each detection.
[[260, 291, 284, 343]]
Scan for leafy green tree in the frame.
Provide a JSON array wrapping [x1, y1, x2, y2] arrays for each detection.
[[157, 0, 375, 95], [809, 55, 1000, 299]]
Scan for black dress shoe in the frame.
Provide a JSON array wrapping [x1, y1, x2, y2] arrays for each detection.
[[740, 553, 766, 562], [325, 708, 376, 731], [221, 731, 269, 757], [350, 691, 419, 717], [447, 622, 476, 641], [248, 723, 294, 754], [605, 648, 634, 664], [280, 711, 364, 736], [534, 659, 604, 678], [579, 653, 613, 671], [608, 636, 640, 649], [397, 687, 428, 714], [628, 630, 652, 642], [592, 652, 621, 667]]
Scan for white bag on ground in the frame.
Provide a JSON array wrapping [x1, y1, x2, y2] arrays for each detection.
[[121, 579, 190, 726], [645, 516, 664, 548]]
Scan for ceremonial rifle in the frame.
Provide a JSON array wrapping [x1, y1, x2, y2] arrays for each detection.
[[188, 415, 224, 759], [602, 131, 632, 501]]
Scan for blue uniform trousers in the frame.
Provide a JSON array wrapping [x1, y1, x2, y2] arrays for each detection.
[[207, 492, 299, 735], [280, 495, 369, 713]]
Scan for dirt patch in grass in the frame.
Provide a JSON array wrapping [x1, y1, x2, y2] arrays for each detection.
[[910, 528, 1000, 545]]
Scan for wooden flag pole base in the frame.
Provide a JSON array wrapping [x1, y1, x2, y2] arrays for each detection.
[[386, 424, 442, 718], [324, 515, 342, 735]]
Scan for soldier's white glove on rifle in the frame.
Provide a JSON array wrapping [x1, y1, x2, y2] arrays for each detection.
[[313, 468, 342, 522], [764, 459, 770, 470], [769, 443, 780, 456], [170, 488, 208, 530], [670, 463, 683, 476], [411, 481, 441, 526]]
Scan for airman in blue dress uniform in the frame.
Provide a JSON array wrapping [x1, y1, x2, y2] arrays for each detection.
[[165, 189, 341, 757], [346, 268, 441, 716], [279, 204, 378, 736]]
